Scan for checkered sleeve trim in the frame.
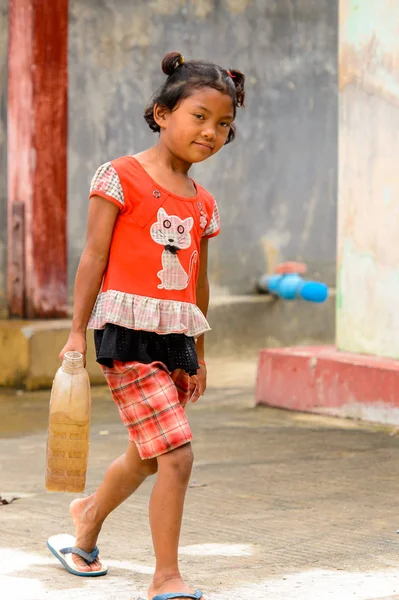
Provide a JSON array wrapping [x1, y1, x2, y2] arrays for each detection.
[[202, 199, 220, 238], [89, 162, 124, 208]]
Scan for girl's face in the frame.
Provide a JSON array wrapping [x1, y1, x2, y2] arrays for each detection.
[[155, 87, 235, 163]]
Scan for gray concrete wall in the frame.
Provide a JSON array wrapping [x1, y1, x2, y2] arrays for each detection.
[[0, 0, 337, 315]]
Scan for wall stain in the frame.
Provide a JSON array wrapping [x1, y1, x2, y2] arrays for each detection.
[[340, 1, 399, 105], [223, 0, 252, 14], [193, 0, 214, 19], [149, 0, 186, 16]]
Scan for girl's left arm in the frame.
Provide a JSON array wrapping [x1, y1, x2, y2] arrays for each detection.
[[190, 237, 209, 402], [195, 237, 210, 362]]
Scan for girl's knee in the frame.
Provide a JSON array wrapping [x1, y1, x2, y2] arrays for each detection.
[[141, 458, 158, 477], [158, 443, 194, 481], [126, 442, 158, 477]]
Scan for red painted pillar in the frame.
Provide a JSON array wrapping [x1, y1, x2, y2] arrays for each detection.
[[7, 0, 68, 318]]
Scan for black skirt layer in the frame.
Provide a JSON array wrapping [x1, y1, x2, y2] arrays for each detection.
[[94, 324, 199, 375]]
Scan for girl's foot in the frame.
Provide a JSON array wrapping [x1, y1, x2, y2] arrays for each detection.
[[69, 497, 103, 572], [148, 576, 205, 599]]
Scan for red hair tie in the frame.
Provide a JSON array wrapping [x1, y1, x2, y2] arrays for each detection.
[[227, 70, 236, 79]]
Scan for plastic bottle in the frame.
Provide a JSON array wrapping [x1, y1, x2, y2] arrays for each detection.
[[45, 351, 91, 493]]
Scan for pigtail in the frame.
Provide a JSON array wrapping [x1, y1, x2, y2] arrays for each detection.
[[144, 52, 185, 132], [161, 52, 185, 76], [227, 69, 246, 107]]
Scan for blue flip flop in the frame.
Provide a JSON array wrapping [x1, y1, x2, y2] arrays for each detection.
[[153, 594, 203, 600], [137, 592, 203, 600], [47, 534, 108, 577]]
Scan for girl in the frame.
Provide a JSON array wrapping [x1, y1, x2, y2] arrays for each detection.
[[47, 52, 245, 600]]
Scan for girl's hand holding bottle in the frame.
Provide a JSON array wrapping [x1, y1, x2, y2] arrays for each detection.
[[59, 331, 87, 366]]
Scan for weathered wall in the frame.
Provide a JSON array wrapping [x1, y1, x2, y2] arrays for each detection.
[[68, 0, 337, 298], [1, 0, 337, 316], [0, 0, 7, 317], [337, 0, 399, 358]]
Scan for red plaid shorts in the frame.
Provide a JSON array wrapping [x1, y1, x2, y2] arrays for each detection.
[[101, 361, 193, 459]]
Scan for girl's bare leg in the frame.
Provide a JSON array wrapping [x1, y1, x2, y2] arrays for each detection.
[[70, 441, 157, 572], [148, 443, 203, 599]]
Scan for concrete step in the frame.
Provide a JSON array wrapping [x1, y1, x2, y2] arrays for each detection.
[[0, 319, 104, 389], [0, 294, 335, 389], [256, 345, 399, 425], [207, 293, 335, 358]]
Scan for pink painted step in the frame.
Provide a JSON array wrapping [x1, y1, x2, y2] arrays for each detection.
[[255, 346, 399, 424]]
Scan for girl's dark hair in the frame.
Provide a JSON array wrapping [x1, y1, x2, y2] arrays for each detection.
[[144, 52, 246, 144]]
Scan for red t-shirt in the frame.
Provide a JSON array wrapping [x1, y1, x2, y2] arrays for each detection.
[[87, 156, 220, 337]]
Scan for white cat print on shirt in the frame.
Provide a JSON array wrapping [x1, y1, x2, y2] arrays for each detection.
[[150, 208, 198, 290]]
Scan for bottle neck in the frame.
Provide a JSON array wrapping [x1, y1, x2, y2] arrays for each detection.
[[62, 351, 84, 374]]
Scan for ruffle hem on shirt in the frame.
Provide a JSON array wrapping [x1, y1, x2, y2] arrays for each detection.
[[87, 290, 211, 338]]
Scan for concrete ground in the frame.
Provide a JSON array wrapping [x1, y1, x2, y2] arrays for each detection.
[[2, 359, 399, 600]]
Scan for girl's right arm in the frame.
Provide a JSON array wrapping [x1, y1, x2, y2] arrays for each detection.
[[59, 196, 120, 364]]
